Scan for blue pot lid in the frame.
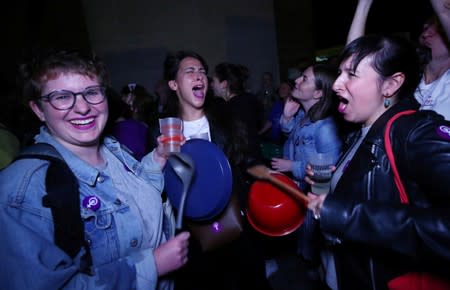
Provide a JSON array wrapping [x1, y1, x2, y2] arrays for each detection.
[[164, 138, 233, 221]]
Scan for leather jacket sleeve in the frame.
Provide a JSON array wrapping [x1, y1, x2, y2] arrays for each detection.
[[320, 111, 450, 264]]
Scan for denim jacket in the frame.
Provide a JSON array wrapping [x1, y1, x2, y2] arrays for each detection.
[[281, 110, 342, 190], [0, 127, 174, 290]]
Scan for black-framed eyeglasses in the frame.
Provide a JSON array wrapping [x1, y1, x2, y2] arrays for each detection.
[[40, 85, 107, 110]]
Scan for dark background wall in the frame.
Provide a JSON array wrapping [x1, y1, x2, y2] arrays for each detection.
[[1, 0, 433, 93], [312, 0, 432, 50], [1, 1, 91, 79], [81, 0, 281, 93]]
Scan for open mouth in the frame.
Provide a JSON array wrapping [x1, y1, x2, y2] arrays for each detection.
[[192, 84, 205, 98], [71, 118, 94, 125], [70, 117, 96, 130], [338, 97, 348, 113]]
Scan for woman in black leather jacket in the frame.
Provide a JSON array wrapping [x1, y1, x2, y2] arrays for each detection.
[[307, 35, 450, 290]]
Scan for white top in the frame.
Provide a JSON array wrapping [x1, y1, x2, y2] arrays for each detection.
[[414, 68, 450, 120], [182, 115, 211, 141]]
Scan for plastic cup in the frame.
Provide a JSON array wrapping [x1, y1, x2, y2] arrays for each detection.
[[307, 152, 334, 195], [159, 117, 183, 153]]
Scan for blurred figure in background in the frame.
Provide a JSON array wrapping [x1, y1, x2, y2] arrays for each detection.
[[212, 62, 264, 177], [272, 64, 342, 287], [259, 80, 294, 146], [0, 80, 21, 169], [256, 72, 277, 123], [347, 0, 450, 120], [153, 79, 172, 118], [273, 63, 342, 192], [430, 0, 450, 40], [107, 84, 156, 160]]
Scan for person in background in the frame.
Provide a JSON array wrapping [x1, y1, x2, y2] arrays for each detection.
[[0, 49, 189, 289], [415, 7, 450, 120], [272, 63, 342, 193], [153, 79, 172, 119], [120, 82, 137, 107], [211, 62, 264, 179], [0, 80, 21, 169], [271, 63, 342, 288], [108, 85, 156, 160], [430, 0, 450, 40], [347, 0, 450, 120], [256, 72, 277, 122], [307, 34, 450, 290], [163, 50, 271, 290], [0, 123, 20, 169], [258, 80, 294, 146]]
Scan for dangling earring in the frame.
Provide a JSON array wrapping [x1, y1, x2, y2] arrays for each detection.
[[384, 98, 391, 108]]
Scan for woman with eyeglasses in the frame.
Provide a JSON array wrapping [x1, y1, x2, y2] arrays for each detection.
[[0, 49, 190, 289]]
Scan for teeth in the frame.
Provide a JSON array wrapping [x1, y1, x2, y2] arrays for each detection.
[[71, 118, 94, 125]]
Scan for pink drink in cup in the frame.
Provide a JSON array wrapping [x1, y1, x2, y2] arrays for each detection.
[[159, 117, 183, 153]]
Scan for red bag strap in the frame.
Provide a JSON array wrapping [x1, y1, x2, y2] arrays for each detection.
[[383, 110, 416, 204]]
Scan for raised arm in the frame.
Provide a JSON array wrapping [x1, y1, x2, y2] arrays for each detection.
[[346, 0, 374, 44], [430, 0, 450, 40]]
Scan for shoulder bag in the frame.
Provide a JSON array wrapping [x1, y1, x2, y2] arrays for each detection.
[[384, 110, 450, 290], [185, 193, 243, 252]]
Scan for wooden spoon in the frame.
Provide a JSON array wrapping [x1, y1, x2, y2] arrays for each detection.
[[247, 164, 308, 204]]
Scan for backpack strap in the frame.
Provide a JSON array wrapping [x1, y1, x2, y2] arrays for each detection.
[[383, 110, 416, 204], [15, 143, 93, 275]]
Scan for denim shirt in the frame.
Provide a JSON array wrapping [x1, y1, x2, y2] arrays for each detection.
[[0, 127, 174, 290], [281, 110, 342, 190]]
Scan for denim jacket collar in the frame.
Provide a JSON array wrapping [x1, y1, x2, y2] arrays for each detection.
[[34, 127, 108, 186]]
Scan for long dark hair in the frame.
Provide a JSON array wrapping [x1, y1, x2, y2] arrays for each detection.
[[162, 53, 252, 168], [214, 62, 249, 95], [308, 63, 338, 122], [163, 50, 209, 116], [164, 50, 208, 81]]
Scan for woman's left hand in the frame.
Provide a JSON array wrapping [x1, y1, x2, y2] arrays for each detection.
[[271, 157, 293, 172]]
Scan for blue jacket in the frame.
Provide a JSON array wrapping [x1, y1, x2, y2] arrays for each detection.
[[0, 127, 174, 290], [281, 110, 342, 190]]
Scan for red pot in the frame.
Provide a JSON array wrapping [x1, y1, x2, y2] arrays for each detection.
[[246, 173, 306, 237]]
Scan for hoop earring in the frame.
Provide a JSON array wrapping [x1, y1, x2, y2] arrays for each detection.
[[384, 98, 391, 108]]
